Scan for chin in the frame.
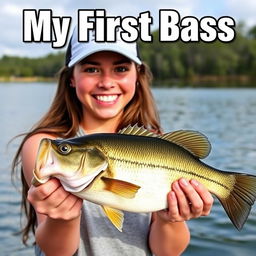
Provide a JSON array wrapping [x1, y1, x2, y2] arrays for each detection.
[[97, 110, 123, 121]]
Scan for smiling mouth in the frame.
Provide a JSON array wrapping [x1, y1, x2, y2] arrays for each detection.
[[94, 94, 120, 103]]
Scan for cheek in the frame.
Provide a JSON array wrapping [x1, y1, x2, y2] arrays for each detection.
[[72, 68, 95, 94], [74, 77, 94, 95], [121, 75, 137, 95]]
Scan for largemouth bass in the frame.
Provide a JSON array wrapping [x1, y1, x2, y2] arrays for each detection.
[[32, 125, 256, 231]]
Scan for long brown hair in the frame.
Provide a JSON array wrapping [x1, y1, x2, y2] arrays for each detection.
[[12, 61, 162, 245]]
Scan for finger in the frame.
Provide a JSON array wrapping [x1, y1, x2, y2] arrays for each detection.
[[28, 178, 61, 202], [45, 185, 71, 208], [190, 179, 214, 215], [30, 185, 70, 216], [172, 180, 192, 219], [178, 178, 204, 217], [68, 198, 83, 219], [166, 191, 180, 222], [49, 194, 82, 220]]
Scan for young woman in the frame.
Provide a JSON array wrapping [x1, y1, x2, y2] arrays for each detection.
[[12, 26, 213, 256]]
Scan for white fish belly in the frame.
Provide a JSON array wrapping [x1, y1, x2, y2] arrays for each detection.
[[79, 166, 172, 212]]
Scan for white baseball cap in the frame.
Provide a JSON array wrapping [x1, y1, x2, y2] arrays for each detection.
[[66, 26, 142, 67]]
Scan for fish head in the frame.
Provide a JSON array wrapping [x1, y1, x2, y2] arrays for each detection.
[[33, 138, 108, 192]]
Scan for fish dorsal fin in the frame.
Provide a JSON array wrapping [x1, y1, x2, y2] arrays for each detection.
[[101, 177, 141, 198], [102, 205, 124, 232], [118, 124, 157, 137], [161, 130, 211, 159], [119, 124, 211, 159]]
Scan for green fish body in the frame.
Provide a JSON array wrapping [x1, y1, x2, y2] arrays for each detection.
[[33, 125, 256, 231]]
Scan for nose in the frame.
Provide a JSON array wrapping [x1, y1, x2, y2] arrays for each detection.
[[98, 73, 115, 89]]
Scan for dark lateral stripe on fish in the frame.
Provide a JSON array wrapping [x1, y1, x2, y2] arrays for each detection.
[[109, 157, 230, 191]]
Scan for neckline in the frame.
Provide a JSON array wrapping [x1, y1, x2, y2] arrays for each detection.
[[77, 126, 86, 136]]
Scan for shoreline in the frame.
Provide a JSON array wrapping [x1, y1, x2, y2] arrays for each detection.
[[1, 75, 255, 87], [0, 76, 57, 83]]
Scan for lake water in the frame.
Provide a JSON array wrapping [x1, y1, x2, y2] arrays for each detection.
[[0, 82, 256, 255]]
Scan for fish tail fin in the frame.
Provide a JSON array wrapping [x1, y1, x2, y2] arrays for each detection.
[[217, 173, 256, 230]]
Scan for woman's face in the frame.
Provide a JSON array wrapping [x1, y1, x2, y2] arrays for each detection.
[[71, 51, 137, 126]]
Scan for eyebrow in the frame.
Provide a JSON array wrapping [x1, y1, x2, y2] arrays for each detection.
[[79, 58, 132, 66], [114, 59, 132, 65]]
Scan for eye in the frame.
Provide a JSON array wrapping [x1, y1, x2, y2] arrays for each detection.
[[84, 67, 98, 73], [58, 144, 72, 154], [115, 66, 129, 72]]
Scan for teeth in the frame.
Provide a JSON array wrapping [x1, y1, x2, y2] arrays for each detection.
[[96, 95, 118, 102]]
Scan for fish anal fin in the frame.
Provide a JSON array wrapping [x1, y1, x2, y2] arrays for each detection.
[[101, 177, 140, 198], [161, 130, 211, 159], [102, 205, 124, 232]]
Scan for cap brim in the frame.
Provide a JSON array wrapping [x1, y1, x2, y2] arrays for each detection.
[[68, 45, 141, 67]]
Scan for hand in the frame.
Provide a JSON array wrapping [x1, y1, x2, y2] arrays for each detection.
[[27, 178, 83, 221], [157, 178, 214, 223]]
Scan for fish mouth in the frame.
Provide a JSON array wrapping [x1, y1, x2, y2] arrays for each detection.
[[61, 169, 105, 193], [33, 138, 53, 184], [60, 161, 108, 193]]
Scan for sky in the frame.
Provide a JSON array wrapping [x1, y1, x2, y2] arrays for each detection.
[[0, 0, 255, 58]]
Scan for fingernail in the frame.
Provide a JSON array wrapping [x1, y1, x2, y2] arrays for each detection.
[[191, 179, 199, 186], [170, 191, 176, 200], [173, 181, 180, 190], [180, 178, 188, 186]]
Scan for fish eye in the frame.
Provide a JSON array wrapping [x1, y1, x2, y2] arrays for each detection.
[[58, 144, 71, 154]]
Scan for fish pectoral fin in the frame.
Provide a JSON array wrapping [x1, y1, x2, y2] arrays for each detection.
[[160, 130, 211, 159], [101, 177, 141, 199], [102, 205, 124, 232]]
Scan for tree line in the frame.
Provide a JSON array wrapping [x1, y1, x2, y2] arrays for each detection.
[[1, 24, 256, 87]]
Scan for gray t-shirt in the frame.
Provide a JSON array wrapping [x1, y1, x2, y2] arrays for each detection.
[[75, 201, 152, 256]]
